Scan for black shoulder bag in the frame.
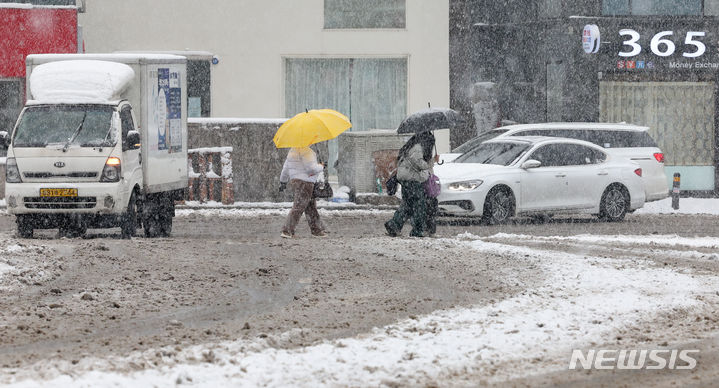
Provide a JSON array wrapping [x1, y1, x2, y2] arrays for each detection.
[[313, 152, 333, 199]]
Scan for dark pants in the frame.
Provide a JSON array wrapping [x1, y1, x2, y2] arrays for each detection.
[[426, 197, 438, 235], [386, 180, 428, 237], [283, 179, 324, 235]]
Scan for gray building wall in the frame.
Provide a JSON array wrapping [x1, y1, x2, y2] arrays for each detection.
[[188, 119, 328, 202]]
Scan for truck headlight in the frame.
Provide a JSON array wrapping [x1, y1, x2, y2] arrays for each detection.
[[5, 157, 22, 183], [448, 180, 483, 191], [100, 157, 121, 182]]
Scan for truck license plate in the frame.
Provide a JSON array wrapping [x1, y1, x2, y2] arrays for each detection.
[[40, 188, 78, 197]]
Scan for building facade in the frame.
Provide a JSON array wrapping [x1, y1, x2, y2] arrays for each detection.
[[79, 0, 450, 169], [451, 0, 719, 194], [0, 1, 79, 137]]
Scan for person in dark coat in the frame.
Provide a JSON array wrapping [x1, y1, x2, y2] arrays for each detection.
[[384, 131, 437, 237]]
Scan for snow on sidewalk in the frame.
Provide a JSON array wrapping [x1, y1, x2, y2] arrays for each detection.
[[636, 198, 719, 215], [4, 234, 718, 387], [488, 232, 719, 250]]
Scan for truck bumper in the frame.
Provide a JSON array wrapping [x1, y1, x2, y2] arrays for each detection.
[[5, 182, 127, 216]]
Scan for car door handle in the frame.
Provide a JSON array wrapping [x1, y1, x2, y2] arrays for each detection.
[[555, 174, 566, 177], [597, 171, 608, 176]]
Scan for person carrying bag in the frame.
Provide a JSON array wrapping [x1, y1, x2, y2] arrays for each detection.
[[384, 131, 437, 237], [279, 146, 328, 238]]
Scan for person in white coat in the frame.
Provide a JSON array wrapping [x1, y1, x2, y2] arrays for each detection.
[[279, 146, 327, 238]]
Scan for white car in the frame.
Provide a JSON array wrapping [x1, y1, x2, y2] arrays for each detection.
[[442, 123, 668, 202], [435, 136, 646, 223]]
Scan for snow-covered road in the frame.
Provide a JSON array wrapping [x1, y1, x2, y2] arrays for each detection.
[[4, 228, 718, 387]]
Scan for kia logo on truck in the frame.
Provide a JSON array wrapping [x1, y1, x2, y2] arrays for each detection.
[[54, 161, 65, 168]]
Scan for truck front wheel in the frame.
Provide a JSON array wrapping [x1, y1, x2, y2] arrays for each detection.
[[120, 191, 140, 239], [16, 216, 34, 239]]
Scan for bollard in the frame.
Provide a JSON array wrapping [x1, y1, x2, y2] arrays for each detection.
[[671, 173, 680, 210]]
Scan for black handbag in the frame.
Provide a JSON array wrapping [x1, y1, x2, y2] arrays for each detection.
[[386, 172, 398, 196], [313, 181, 333, 198], [313, 150, 333, 198]]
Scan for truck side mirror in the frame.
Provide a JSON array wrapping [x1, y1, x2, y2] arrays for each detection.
[[0, 131, 8, 148], [126, 131, 141, 150]]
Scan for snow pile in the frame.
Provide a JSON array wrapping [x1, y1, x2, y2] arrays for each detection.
[[489, 233, 719, 249], [0, 262, 13, 278], [30, 60, 135, 103], [5, 234, 718, 387], [332, 186, 351, 201], [637, 198, 719, 215]]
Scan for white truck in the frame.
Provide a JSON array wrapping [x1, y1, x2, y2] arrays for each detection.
[[1, 54, 188, 238]]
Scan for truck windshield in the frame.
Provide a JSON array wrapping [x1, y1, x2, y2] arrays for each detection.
[[12, 105, 116, 148]]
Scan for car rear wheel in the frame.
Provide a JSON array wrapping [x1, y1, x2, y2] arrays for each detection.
[[482, 186, 515, 225], [599, 184, 629, 222]]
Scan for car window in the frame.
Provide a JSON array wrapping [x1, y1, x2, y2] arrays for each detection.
[[455, 141, 530, 166], [528, 143, 606, 166], [528, 144, 565, 167], [562, 144, 607, 165], [510, 129, 658, 148], [120, 106, 134, 139], [453, 129, 508, 153]]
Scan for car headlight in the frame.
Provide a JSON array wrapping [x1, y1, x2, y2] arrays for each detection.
[[100, 157, 121, 182], [448, 180, 483, 191]]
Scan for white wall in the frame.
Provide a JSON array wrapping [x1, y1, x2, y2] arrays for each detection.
[[79, 0, 449, 122]]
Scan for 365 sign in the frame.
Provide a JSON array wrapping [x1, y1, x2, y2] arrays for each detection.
[[582, 24, 719, 69], [618, 29, 706, 58], [583, 24, 715, 58]]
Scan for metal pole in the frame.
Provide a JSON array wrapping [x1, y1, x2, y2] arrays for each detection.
[[672, 173, 680, 210]]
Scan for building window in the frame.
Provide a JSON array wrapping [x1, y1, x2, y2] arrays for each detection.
[[706, 0, 719, 15], [0, 80, 22, 133], [324, 0, 405, 29], [603, 0, 702, 15], [187, 60, 211, 118], [285, 57, 407, 171]]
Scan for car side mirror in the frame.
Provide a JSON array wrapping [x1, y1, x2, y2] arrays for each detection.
[[126, 131, 141, 151], [0, 131, 8, 148], [521, 159, 541, 169]]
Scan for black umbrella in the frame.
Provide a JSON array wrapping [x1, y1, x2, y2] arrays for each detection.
[[396, 107, 463, 134]]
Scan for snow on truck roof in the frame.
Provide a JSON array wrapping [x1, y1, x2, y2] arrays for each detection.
[[29, 60, 135, 104], [27, 53, 187, 65]]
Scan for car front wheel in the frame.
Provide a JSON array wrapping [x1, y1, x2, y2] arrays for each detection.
[[482, 186, 515, 225], [599, 184, 629, 222]]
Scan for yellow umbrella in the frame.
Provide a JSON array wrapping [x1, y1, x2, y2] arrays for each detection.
[[273, 109, 352, 148]]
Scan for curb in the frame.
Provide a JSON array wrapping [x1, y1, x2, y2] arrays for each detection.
[[176, 203, 398, 211], [0, 203, 399, 212]]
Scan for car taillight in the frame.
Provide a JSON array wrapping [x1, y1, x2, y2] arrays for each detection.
[[653, 153, 664, 163], [634, 168, 643, 177]]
